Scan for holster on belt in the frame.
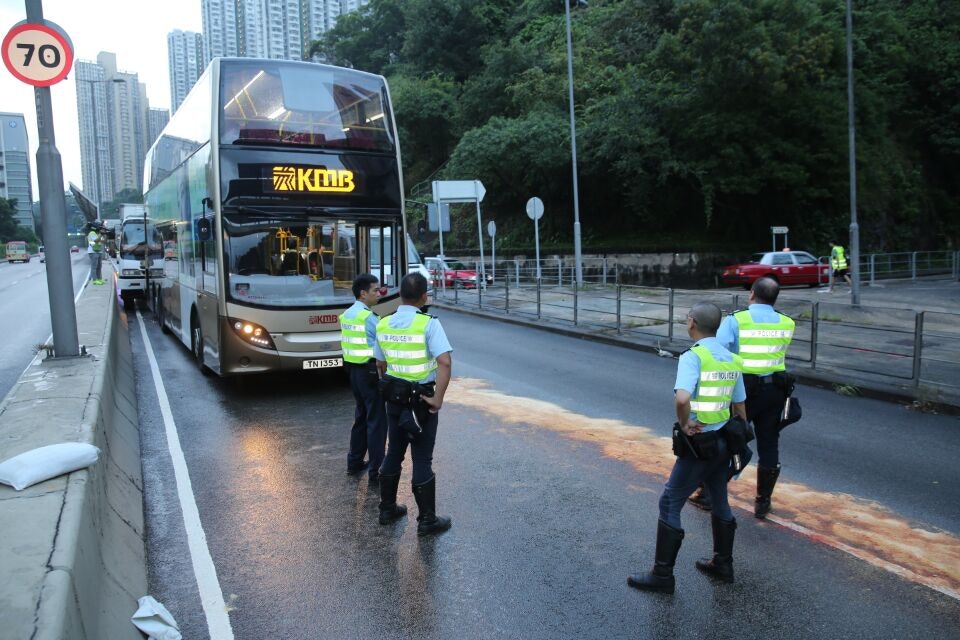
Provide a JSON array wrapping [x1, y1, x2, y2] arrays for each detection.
[[722, 416, 754, 452], [672, 423, 721, 460], [379, 377, 435, 440], [379, 377, 434, 405]]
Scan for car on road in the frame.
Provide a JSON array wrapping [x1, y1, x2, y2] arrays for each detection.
[[70, 245, 80, 253], [720, 250, 829, 288], [426, 256, 493, 289], [38, 245, 45, 263]]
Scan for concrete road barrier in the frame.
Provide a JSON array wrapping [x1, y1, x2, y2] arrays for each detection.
[[0, 281, 146, 639]]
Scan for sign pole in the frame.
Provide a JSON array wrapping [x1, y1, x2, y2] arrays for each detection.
[[432, 181, 445, 293], [22, 0, 79, 356], [535, 216, 541, 281], [474, 181, 486, 285], [487, 221, 496, 284]]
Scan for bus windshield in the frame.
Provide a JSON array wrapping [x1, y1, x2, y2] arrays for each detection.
[[220, 61, 394, 153], [224, 214, 400, 308]]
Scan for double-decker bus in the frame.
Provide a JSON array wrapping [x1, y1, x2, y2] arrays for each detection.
[[143, 58, 406, 375]]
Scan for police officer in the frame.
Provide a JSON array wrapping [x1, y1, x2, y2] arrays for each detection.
[[340, 273, 386, 482], [828, 240, 851, 291], [717, 276, 795, 518], [628, 302, 746, 594], [374, 272, 453, 535], [87, 226, 104, 285]]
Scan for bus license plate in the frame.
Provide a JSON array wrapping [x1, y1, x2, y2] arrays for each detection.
[[303, 358, 343, 370]]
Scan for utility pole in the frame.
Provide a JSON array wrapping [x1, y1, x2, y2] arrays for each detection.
[[845, 0, 861, 306], [26, 0, 80, 356], [564, 0, 584, 285]]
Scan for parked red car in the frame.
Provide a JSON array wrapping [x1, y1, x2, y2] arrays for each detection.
[[720, 251, 829, 288], [426, 256, 492, 289]]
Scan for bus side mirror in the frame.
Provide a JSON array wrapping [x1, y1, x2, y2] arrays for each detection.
[[197, 218, 211, 241]]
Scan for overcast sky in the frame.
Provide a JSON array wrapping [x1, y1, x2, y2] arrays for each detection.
[[0, 0, 203, 198]]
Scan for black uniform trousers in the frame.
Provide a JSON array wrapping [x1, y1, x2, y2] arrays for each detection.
[[745, 376, 787, 468], [380, 401, 438, 485], [347, 361, 386, 478]]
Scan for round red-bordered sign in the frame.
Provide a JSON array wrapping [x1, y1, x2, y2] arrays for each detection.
[[2, 21, 74, 87]]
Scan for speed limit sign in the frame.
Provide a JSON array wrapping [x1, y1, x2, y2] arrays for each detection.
[[2, 20, 74, 87]]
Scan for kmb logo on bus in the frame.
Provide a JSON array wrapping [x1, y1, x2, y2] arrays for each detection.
[[273, 166, 356, 193], [308, 314, 339, 325]]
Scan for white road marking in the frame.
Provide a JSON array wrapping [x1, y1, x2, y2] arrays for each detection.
[[19, 269, 91, 376], [136, 311, 236, 640]]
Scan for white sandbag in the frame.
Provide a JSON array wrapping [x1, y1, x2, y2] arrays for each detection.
[[131, 596, 182, 640], [0, 443, 101, 491]]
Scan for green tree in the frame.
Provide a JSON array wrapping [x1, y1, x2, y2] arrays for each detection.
[[0, 198, 20, 243], [311, 0, 406, 73]]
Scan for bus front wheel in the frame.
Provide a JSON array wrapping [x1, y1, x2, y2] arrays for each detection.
[[191, 318, 209, 375]]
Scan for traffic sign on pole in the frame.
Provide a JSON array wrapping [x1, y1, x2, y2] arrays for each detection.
[[526, 197, 545, 279], [2, 20, 74, 87], [526, 197, 545, 221]]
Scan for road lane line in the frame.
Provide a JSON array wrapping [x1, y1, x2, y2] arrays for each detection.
[[18, 272, 91, 377], [448, 378, 960, 601], [136, 311, 236, 640]]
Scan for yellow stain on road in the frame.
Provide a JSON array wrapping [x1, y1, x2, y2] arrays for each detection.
[[446, 378, 960, 600]]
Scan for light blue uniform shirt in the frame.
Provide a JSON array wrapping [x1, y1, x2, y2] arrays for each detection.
[[674, 336, 746, 432], [342, 300, 379, 350], [373, 305, 453, 383], [717, 304, 782, 378]]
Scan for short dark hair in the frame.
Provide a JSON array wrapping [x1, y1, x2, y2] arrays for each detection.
[[352, 273, 379, 299], [689, 302, 722, 335], [752, 276, 780, 305], [400, 272, 428, 302]]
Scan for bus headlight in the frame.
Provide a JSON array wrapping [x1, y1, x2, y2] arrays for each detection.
[[229, 318, 276, 350]]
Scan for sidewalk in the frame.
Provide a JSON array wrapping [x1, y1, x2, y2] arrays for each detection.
[[431, 276, 960, 410]]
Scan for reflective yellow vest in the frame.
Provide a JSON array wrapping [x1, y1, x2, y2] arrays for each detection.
[[734, 310, 795, 374], [689, 345, 743, 424], [376, 313, 436, 382], [831, 246, 848, 270], [339, 307, 375, 364]]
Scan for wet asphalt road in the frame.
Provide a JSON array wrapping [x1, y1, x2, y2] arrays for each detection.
[[131, 306, 960, 640], [0, 252, 90, 401]]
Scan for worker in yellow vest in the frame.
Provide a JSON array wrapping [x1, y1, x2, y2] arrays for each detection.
[[828, 240, 852, 291], [374, 273, 453, 536], [87, 227, 105, 285], [340, 274, 386, 482], [628, 302, 747, 594]]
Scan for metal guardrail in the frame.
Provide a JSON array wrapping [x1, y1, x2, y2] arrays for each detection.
[[446, 251, 960, 291], [434, 277, 960, 400], [816, 250, 958, 288]]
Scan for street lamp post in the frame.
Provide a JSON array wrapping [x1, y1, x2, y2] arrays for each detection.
[[564, 0, 584, 285], [845, 0, 861, 306]]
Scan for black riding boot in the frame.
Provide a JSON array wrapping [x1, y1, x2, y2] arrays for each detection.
[[627, 520, 685, 594], [695, 516, 737, 583], [754, 464, 781, 519], [378, 474, 407, 525], [688, 484, 712, 511], [412, 476, 451, 536]]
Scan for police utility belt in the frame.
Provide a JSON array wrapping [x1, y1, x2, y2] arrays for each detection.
[[378, 376, 435, 407], [672, 416, 754, 461], [743, 371, 795, 396]]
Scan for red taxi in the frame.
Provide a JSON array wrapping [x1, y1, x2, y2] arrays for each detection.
[[720, 251, 829, 288], [426, 256, 492, 289]]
